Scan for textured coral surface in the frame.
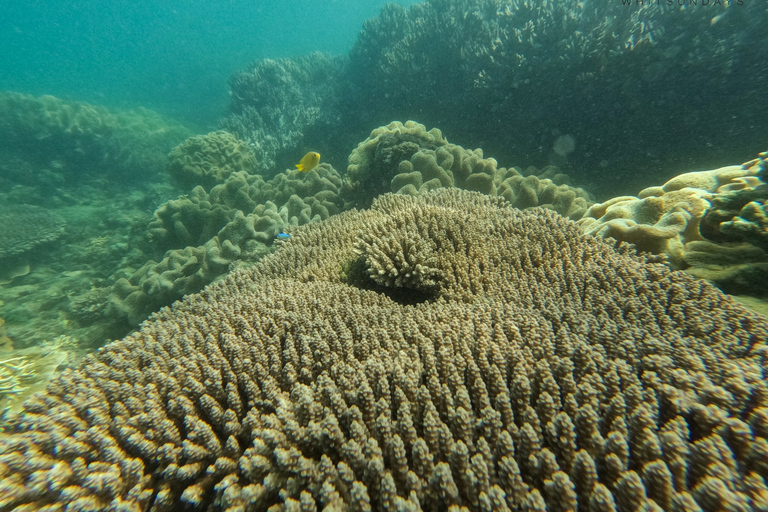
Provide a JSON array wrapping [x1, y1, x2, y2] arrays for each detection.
[[167, 131, 259, 190], [1, 190, 767, 511], [0, 205, 65, 259]]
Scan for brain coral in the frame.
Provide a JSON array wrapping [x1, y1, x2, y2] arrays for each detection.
[[2, 189, 767, 511], [0, 204, 65, 259], [168, 131, 258, 190]]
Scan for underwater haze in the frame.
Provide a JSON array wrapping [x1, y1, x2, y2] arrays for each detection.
[[0, 0, 421, 127], [2, 1, 768, 510]]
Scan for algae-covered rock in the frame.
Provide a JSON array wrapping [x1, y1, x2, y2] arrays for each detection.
[[167, 131, 258, 190]]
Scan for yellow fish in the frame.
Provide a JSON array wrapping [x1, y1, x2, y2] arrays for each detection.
[[295, 151, 320, 172]]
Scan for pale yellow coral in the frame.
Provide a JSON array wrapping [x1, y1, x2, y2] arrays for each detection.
[[578, 165, 757, 266]]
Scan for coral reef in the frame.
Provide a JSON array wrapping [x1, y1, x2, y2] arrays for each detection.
[[343, 0, 768, 191], [167, 131, 259, 190], [348, 121, 591, 219], [579, 156, 768, 298], [224, 2, 768, 194], [700, 155, 768, 253], [220, 53, 345, 174], [109, 121, 592, 326], [718, 198, 768, 251], [683, 240, 768, 297], [1, 189, 767, 511], [110, 165, 344, 325], [0, 205, 65, 259], [0, 91, 191, 183], [578, 165, 754, 266], [345, 120, 449, 205]]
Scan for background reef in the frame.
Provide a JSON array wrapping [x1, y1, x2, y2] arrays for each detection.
[[224, 0, 768, 196], [0, 92, 192, 359]]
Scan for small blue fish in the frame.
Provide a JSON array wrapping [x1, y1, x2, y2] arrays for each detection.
[[276, 232, 291, 240]]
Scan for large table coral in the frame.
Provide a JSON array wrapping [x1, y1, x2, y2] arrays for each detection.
[[0, 205, 65, 260], [1, 189, 766, 511]]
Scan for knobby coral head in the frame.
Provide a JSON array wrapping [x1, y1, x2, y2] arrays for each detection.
[[1, 189, 766, 511]]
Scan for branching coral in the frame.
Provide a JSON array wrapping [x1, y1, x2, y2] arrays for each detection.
[[221, 53, 345, 173], [1, 189, 767, 511]]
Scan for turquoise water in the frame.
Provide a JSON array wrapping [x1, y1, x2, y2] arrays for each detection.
[[0, 1, 768, 510], [0, 0, 420, 127]]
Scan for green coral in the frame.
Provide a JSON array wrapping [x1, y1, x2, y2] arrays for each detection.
[[167, 131, 258, 190]]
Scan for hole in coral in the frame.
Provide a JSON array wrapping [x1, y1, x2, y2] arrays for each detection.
[[342, 256, 439, 305]]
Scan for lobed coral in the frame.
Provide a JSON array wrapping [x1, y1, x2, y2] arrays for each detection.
[[579, 155, 768, 297], [349, 121, 591, 219], [1, 189, 767, 511], [167, 131, 259, 190], [345, 120, 449, 206], [718, 198, 768, 252], [110, 165, 345, 325], [578, 165, 754, 267], [700, 155, 768, 253]]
